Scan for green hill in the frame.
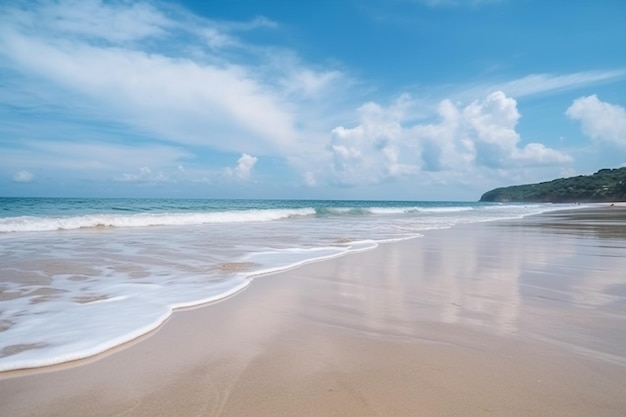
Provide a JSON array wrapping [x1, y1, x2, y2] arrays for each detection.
[[480, 168, 626, 203]]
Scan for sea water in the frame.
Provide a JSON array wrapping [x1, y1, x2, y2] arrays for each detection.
[[0, 198, 583, 371]]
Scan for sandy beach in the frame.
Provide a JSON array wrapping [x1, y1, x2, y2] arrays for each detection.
[[2, 206, 626, 416]]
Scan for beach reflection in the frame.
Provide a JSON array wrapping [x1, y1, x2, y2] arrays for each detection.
[[299, 210, 626, 362], [315, 225, 528, 335]]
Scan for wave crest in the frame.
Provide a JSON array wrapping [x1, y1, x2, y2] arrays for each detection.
[[0, 208, 317, 232]]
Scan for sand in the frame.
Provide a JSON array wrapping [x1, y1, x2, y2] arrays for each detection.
[[1, 206, 626, 416]]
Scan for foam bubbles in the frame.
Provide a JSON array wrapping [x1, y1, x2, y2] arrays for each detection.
[[0, 208, 316, 233]]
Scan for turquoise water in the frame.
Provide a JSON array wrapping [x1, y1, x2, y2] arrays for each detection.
[[1, 198, 485, 230], [0, 198, 581, 371]]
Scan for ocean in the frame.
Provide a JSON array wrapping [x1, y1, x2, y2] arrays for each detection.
[[0, 198, 583, 372]]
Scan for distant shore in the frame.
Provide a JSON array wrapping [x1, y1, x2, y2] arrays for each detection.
[[479, 167, 626, 203], [2, 205, 626, 417]]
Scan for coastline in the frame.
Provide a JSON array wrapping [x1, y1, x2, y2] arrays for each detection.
[[1, 205, 626, 416]]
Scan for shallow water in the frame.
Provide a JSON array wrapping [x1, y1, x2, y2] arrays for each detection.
[[0, 198, 583, 371]]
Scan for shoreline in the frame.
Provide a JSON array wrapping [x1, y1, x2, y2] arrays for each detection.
[[0, 203, 591, 374], [2, 205, 626, 416]]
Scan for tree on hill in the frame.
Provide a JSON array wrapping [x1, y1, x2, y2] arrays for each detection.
[[480, 167, 626, 203]]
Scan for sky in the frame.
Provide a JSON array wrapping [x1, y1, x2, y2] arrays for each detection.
[[1, 0, 625, 201]]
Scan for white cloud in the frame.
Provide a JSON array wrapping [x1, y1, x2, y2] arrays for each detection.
[[497, 71, 626, 98], [0, 35, 296, 153], [225, 153, 258, 180], [461, 91, 572, 167], [117, 166, 172, 183], [328, 95, 418, 185], [282, 67, 344, 99], [461, 91, 521, 168], [13, 170, 34, 183], [324, 91, 571, 186], [566, 95, 626, 148], [452, 70, 626, 102], [0, 0, 348, 157], [303, 171, 317, 187], [34, 0, 172, 43], [512, 143, 573, 165], [0, 139, 192, 173]]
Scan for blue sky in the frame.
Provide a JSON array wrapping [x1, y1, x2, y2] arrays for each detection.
[[1, 0, 625, 200]]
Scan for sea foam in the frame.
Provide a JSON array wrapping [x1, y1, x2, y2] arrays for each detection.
[[0, 208, 315, 233]]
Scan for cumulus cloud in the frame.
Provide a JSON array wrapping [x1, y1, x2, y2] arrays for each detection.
[[461, 91, 572, 167], [512, 143, 573, 165], [566, 95, 626, 148], [13, 170, 34, 183], [225, 153, 258, 180], [329, 95, 417, 185], [461, 91, 522, 168], [325, 91, 572, 186]]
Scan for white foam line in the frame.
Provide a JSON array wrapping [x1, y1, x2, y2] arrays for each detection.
[[0, 280, 250, 372]]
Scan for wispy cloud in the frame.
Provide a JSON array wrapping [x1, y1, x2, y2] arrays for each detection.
[[116, 166, 174, 183], [12, 170, 34, 183], [451, 70, 626, 102], [0, 139, 192, 179], [495, 71, 626, 98], [0, 0, 348, 157]]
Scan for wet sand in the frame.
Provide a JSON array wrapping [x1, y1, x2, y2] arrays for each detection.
[[1, 206, 626, 416]]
